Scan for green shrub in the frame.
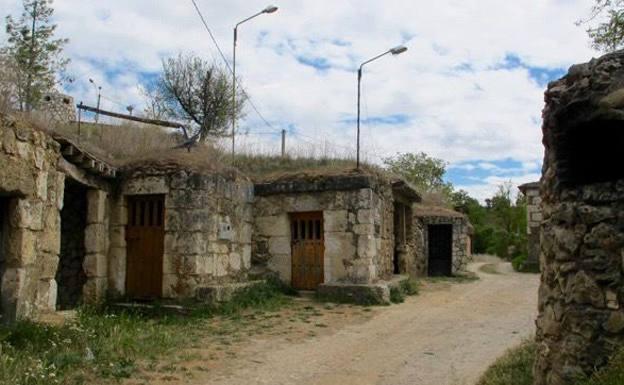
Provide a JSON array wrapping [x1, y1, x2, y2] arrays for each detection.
[[389, 287, 405, 304], [512, 254, 527, 272], [399, 279, 420, 296], [477, 340, 536, 385]]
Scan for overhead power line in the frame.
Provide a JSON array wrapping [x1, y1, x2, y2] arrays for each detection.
[[189, 0, 281, 135]]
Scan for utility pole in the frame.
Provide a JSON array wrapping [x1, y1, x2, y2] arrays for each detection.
[[95, 87, 102, 123], [281, 129, 286, 158]]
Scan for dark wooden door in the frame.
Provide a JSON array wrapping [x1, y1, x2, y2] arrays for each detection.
[[291, 212, 324, 290], [428, 224, 453, 277], [126, 195, 165, 299]]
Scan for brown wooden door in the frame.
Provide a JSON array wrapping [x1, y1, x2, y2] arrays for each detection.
[[291, 212, 324, 290], [126, 195, 165, 299]]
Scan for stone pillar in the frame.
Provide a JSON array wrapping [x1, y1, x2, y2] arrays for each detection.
[[83, 189, 109, 303], [534, 52, 624, 385], [107, 195, 127, 297]]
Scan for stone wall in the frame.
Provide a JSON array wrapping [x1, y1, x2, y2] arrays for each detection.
[[114, 167, 254, 299], [0, 117, 64, 322], [412, 209, 471, 276], [534, 51, 624, 385], [520, 182, 541, 269], [253, 182, 394, 286], [39, 93, 76, 124]]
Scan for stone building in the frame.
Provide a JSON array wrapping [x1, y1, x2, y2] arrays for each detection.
[[252, 173, 420, 298], [412, 205, 473, 277], [39, 92, 76, 124], [518, 181, 541, 270], [112, 164, 254, 300], [534, 51, 624, 385], [0, 113, 475, 321]]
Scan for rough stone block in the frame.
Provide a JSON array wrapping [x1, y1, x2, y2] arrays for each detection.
[[356, 235, 376, 259], [107, 247, 126, 294], [9, 199, 43, 230], [35, 171, 48, 200], [317, 282, 390, 305], [229, 252, 242, 271], [242, 244, 252, 269], [1, 268, 26, 322], [82, 277, 107, 304], [85, 223, 108, 254], [87, 189, 108, 224], [39, 208, 60, 255], [214, 254, 229, 277], [324, 210, 348, 232], [7, 228, 37, 266], [83, 253, 107, 278], [268, 236, 291, 255], [255, 215, 290, 237], [122, 176, 169, 195], [357, 209, 373, 224], [325, 233, 355, 259], [35, 279, 57, 312]]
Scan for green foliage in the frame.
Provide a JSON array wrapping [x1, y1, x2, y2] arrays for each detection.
[[478, 341, 624, 385], [0, 281, 290, 385], [2, 0, 69, 111], [399, 278, 420, 296], [389, 287, 405, 303], [383, 152, 454, 200], [579, 1, 624, 52], [476, 340, 536, 385], [578, 347, 624, 385]]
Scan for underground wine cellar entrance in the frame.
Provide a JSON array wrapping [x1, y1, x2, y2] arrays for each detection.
[[56, 180, 88, 310]]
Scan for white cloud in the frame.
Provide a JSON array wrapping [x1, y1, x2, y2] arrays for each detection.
[[1, 0, 598, 199]]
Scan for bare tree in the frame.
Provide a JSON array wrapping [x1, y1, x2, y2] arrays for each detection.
[[150, 53, 245, 142]]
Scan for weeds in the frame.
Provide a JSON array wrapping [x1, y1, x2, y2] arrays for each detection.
[[476, 340, 536, 385], [390, 287, 405, 303], [0, 280, 293, 385]]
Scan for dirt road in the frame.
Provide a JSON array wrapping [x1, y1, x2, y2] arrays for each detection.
[[184, 258, 539, 385]]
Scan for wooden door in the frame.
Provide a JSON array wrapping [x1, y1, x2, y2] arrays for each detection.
[[291, 212, 324, 290], [428, 224, 453, 277], [126, 195, 165, 299]]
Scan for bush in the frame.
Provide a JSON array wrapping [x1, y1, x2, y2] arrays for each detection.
[[399, 279, 420, 296], [477, 340, 536, 385], [512, 254, 539, 274], [389, 287, 405, 304]]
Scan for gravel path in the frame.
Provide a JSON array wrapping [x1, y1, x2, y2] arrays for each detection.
[[195, 258, 539, 385]]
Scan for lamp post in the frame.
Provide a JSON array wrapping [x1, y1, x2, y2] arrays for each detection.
[[88, 78, 102, 123], [232, 5, 279, 159], [356, 45, 407, 169]]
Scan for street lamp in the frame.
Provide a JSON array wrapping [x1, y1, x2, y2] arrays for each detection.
[[88, 78, 102, 123], [232, 5, 279, 158], [356, 45, 407, 168]]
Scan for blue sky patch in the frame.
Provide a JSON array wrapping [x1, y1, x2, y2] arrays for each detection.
[[341, 114, 410, 126], [446, 158, 542, 186], [494, 53, 566, 86]]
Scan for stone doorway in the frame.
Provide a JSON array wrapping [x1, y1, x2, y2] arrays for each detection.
[[393, 202, 412, 274], [428, 224, 453, 277], [56, 180, 88, 310], [0, 197, 9, 318]]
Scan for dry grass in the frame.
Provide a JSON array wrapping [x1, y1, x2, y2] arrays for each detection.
[[9, 113, 395, 180]]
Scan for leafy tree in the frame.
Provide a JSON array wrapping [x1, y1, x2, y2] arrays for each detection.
[[2, 0, 69, 111], [149, 53, 245, 142], [579, 0, 624, 52], [383, 152, 454, 198]]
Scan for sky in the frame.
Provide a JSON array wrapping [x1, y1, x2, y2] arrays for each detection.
[[1, 0, 600, 201]]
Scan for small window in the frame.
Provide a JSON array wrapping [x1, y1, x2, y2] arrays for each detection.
[[63, 98, 70, 104], [44, 95, 51, 102], [315, 220, 321, 240]]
